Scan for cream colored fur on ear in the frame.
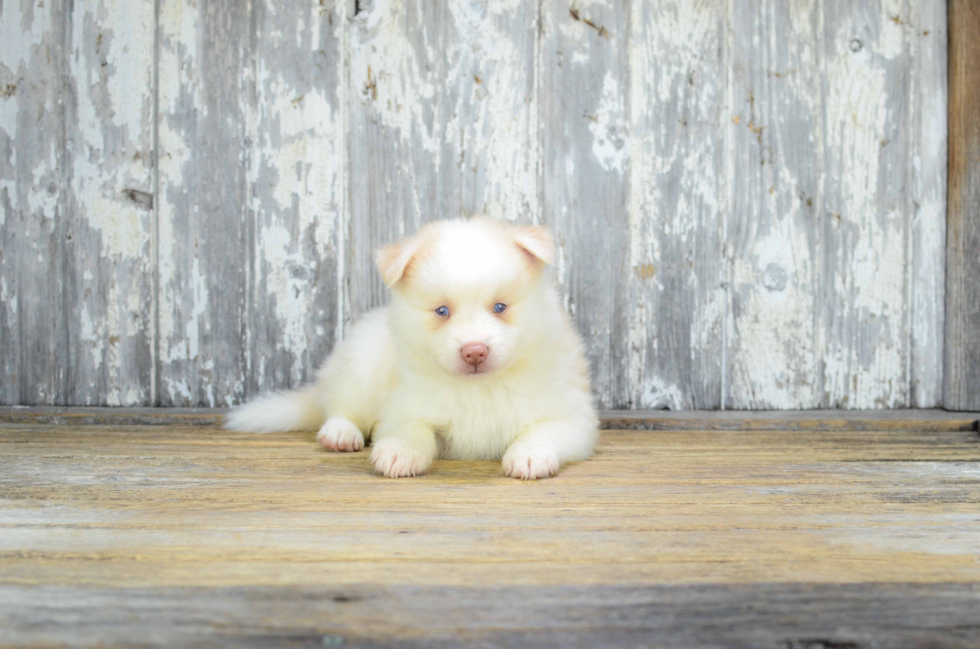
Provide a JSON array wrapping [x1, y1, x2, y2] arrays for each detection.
[[375, 237, 420, 287], [513, 225, 555, 266]]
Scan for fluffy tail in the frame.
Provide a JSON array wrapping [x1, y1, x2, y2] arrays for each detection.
[[224, 386, 324, 433]]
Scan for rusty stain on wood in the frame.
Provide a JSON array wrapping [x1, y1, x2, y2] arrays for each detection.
[[634, 263, 655, 280], [569, 7, 609, 40]]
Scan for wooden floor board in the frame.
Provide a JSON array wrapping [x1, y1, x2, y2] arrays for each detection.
[[1, 413, 978, 647]]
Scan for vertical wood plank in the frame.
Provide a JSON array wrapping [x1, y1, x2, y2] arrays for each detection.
[[628, 2, 726, 409], [540, 0, 630, 409], [819, 0, 914, 408], [64, 0, 156, 405], [0, 0, 68, 405], [157, 0, 249, 406], [726, 0, 823, 409], [908, 1, 946, 407], [246, 0, 346, 394], [347, 0, 539, 318], [944, 0, 980, 411]]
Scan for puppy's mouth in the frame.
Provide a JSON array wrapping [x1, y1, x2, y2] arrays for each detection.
[[461, 363, 491, 375]]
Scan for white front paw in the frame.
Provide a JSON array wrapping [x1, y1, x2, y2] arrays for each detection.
[[502, 446, 561, 480], [370, 438, 433, 478], [317, 417, 365, 452]]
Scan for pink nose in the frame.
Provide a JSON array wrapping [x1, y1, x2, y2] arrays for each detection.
[[460, 343, 489, 367]]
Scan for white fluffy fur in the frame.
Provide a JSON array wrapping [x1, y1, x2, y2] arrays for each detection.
[[225, 217, 599, 479]]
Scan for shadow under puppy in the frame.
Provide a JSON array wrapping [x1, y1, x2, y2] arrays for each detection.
[[226, 217, 599, 479]]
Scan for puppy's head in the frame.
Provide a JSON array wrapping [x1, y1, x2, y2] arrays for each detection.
[[376, 218, 555, 377]]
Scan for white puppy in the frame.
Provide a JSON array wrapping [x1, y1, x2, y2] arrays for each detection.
[[225, 217, 599, 479]]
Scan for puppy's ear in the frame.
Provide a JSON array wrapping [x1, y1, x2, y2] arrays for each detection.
[[375, 238, 419, 287], [513, 225, 555, 266]]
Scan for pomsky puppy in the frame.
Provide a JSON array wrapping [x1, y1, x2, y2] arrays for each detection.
[[225, 217, 599, 479]]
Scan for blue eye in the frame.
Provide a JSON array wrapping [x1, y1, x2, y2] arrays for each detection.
[[435, 306, 450, 317], [493, 303, 507, 314]]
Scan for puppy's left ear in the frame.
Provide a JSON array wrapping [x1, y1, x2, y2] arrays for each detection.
[[514, 225, 555, 266], [375, 238, 420, 287]]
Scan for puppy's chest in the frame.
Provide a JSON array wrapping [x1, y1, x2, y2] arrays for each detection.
[[434, 391, 526, 460]]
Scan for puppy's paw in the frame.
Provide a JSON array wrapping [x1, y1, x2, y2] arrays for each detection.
[[370, 439, 432, 478], [317, 417, 365, 452], [502, 446, 561, 480]]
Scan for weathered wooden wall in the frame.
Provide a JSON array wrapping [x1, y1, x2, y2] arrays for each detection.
[[0, 0, 948, 409]]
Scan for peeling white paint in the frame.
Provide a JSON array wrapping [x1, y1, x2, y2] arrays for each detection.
[[449, 2, 538, 220], [626, 1, 725, 408], [588, 72, 628, 172], [79, 297, 104, 373], [0, 276, 15, 320], [158, 0, 203, 114], [0, 0, 49, 51], [166, 378, 192, 405], [185, 256, 207, 363], [244, 1, 347, 391], [876, 0, 906, 60], [822, 18, 907, 408], [254, 223, 311, 366], [639, 376, 685, 411], [350, 1, 438, 151], [157, 0, 203, 386], [0, 0, 950, 409], [350, 0, 537, 222], [61, 0, 156, 404], [731, 228, 818, 410], [28, 161, 60, 222], [72, 1, 151, 182], [0, 179, 12, 227]]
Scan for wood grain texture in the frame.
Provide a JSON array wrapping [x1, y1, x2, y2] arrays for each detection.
[[727, 0, 823, 409], [0, 417, 978, 646], [944, 0, 980, 411], [909, 0, 947, 408], [347, 0, 539, 317], [1, 583, 979, 649], [157, 0, 251, 407], [599, 408, 980, 432], [729, 1, 947, 410], [627, 1, 726, 409], [65, 0, 156, 406], [819, 0, 915, 408], [541, 0, 630, 409], [246, 0, 346, 395], [0, 0, 69, 405]]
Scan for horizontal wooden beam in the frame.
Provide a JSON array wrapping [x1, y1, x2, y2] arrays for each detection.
[[1, 407, 976, 432], [600, 409, 980, 432]]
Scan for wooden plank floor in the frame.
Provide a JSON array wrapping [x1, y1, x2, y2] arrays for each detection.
[[1, 411, 979, 648]]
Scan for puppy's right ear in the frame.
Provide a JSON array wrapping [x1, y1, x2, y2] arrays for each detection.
[[375, 238, 419, 287]]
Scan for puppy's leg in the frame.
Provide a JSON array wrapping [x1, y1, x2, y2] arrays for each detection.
[[316, 416, 365, 452], [502, 419, 598, 480], [312, 307, 393, 453], [369, 422, 437, 478]]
